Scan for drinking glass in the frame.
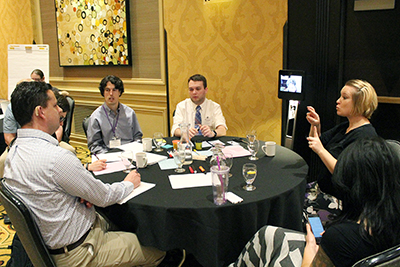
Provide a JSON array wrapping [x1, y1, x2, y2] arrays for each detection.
[[246, 130, 257, 144], [242, 163, 257, 191], [173, 144, 185, 173], [153, 132, 164, 152], [248, 139, 259, 160], [120, 151, 134, 173], [223, 152, 233, 177]]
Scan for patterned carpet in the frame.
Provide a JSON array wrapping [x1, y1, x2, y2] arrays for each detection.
[[0, 145, 90, 266], [0, 205, 14, 266]]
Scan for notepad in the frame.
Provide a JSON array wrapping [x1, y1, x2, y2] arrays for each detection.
[[118, 182, 156, 204], [168, 173, 212, 189]]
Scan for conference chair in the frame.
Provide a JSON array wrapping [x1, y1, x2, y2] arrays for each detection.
[[62, 95, 75, 143], [352, 244, 400, 267], [82, 115, 90, 137], [0, 179, 56, 267]]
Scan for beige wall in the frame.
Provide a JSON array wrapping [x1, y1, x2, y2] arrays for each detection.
[[1, 0, 286, 146], [164, 0, 286, 142], [0, 0, 34, 100]]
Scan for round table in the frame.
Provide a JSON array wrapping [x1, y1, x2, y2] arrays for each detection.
[[96, 136, 308, 267]]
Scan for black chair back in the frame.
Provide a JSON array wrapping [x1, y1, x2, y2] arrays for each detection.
[[82, 115, 90, 137], [352, 245, 400, 267], [0, 179, 56, 267], [62, 96, 75, 143]]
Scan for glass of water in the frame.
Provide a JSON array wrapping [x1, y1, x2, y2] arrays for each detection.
[[242, 163, 257, 191]]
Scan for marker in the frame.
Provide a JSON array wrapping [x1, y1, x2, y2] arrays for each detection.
[[189, 166, 194, 173], [199, 166, 205, 172]]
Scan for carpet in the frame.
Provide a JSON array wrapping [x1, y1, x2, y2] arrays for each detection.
[[0, 205, 14, 266]]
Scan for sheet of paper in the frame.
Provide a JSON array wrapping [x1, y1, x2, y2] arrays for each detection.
[[208, 140, 225, 146], [168, 173, 212, 189], [92, 159, 134, 176], [117, 141, 143, 153], [194, 150, 213, 157], [222, 145, 251, 158], [92, 152, 124, 163], [201, 141, 212, 148], [133, 152, 168, 165], [118, 182, 156, 204], [158, 158, 178, 170]]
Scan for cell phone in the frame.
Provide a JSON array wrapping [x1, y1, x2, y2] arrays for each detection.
[[308, 215, 324, 243]]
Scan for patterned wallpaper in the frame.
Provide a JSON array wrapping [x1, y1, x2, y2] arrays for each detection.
[[0, 0, 34, 100], [164, 0, 286, 142]]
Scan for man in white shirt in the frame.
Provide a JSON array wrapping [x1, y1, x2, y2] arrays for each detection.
[[171, 74, 227, 139], [3, 81, 185, 267]]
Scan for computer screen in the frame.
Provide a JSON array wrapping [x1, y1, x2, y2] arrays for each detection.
[[278, 69, 305, 101]]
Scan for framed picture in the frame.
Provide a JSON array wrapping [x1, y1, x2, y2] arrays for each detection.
[[55, 0, 131, 66]]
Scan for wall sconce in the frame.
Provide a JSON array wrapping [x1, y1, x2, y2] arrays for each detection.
[[354, 0, 395, 11]]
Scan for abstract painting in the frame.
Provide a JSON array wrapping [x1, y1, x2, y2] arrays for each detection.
[[55, 0, 130, 66]]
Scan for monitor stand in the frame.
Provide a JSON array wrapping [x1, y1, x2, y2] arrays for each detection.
[[284, 100, 299, 149]]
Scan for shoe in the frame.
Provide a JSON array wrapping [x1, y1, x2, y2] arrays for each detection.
[[159, 248, 186, 267]]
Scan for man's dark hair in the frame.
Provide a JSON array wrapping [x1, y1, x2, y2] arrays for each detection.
[[11, 81, 52, 127], [30, 69, 44, 79], [188, 74, 207, 89], [99, 75, 124, 97], [54, 91, 70, 113]]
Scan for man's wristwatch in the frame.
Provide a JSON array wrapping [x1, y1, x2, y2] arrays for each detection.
[[213, 130, 217, 138]]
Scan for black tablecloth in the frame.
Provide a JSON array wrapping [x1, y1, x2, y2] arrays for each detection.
[[96, 136, 308, 267]]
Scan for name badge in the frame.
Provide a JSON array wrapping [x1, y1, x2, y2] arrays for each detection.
[[109, 138, 121, 148]]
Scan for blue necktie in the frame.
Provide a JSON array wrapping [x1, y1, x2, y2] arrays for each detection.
[[195, 105, 202, 135]]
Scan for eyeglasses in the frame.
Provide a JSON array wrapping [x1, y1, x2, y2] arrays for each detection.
[[60, 116, 66, 122]]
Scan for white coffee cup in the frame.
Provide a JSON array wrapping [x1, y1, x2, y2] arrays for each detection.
[[135, 152, 148, 168], [262, 141, 276, 157], [142, 138, 153, 152]]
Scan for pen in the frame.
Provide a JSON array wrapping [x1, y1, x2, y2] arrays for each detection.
[[199, 166, 205, 172], [193, 149, 200, 155], [94, 154, 100, 160], [189, 166, 194, 173]]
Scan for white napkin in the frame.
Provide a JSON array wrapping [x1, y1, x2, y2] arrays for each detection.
[[226, 192, 243, 204]]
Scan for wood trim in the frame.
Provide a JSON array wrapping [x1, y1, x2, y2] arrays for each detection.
[[378, 96, 400, 104]]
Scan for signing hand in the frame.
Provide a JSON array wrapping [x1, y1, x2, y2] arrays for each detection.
[[124, 170, 141, 189], [306, 106, 320, 127], [307, 126, 324, 155], [88, 159, 107, 171]]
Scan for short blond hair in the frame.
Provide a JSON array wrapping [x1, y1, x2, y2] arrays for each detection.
[[346, 79, 378, 119]]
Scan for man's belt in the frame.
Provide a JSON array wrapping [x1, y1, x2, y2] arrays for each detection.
[[48, 229, 90, 255]]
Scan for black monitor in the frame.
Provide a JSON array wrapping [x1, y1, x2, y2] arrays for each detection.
[[278, 69, 305, 101]]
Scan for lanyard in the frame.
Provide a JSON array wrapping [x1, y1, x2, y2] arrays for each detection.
[[103, 105, 120, 137]]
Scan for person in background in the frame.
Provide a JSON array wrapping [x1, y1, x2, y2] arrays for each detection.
[[87, 75, 143, 154], [305, 79, 378, 217], [30, 69, 45, 82], [3, 81, 185, 267], [171, 74, 227, 139], [230, 137, 400, 267]]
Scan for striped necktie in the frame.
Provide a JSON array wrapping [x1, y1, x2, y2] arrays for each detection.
[[195, 105, 202, 135]]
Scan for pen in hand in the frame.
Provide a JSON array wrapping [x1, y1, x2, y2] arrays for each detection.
[[94, 153, 100, 161]]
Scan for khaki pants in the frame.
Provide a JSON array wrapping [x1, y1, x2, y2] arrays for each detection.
[[0, 148, 8, 178], [52, 214, 165, 267]]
